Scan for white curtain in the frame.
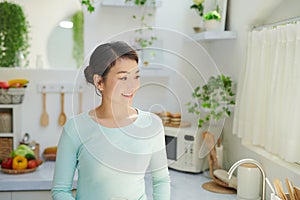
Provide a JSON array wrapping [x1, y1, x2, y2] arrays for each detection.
[[233, 21, 300, 162]]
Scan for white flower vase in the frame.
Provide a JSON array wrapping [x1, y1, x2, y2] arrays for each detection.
[[193, 17, 205, 33], [200, 17, 204, 28], [204, 19, 221, 31]]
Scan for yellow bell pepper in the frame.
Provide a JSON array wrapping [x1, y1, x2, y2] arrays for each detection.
[[12, 156, 28, 170]]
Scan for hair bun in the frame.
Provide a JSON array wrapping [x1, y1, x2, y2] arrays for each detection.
[[84, 65, 94, 84]]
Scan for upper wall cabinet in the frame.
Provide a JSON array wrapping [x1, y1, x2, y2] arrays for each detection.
[[101, 0, 162, 7]]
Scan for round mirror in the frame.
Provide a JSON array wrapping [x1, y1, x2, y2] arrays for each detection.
[[47, 18, 76, 69]]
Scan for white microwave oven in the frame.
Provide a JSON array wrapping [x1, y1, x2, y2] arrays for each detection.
[[164, 126, 208, 173]]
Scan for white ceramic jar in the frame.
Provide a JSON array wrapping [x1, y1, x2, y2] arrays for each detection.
[[237, 163, 262, 200]]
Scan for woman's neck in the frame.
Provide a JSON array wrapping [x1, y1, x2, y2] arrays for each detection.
[[90, 102, 138, 128], [95, 100, 137, 121]]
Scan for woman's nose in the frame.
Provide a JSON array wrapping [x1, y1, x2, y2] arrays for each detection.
[[127, 78, 140, 89]]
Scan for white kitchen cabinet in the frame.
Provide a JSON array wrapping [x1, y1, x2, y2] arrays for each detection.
[[0, 192, 11, 199], [12, 191, 52, 200], [0, 191, 52, 200], [0, 104, 22, 159], [9, 190, 75, 200]]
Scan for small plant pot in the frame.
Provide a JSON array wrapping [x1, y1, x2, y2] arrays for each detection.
[[204, 20, 221, 31]]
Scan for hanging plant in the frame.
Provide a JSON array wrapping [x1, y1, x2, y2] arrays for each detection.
[[186, 74, 235, 128], [72, 10, 84, 68], [125, 0, 157, 49], [81, 0, 95, 13], [0, 1, 30, 67]]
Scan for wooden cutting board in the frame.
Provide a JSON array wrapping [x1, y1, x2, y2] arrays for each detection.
[[164, 121, 191, 128], [202, 181, 236, 194]]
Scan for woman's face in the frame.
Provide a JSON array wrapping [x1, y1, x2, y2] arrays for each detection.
[[101, 58, 140, 106]]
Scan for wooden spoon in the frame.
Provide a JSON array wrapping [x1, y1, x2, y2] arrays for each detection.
[[58, 91, 67, 126], [78, 89, 82, 114], [274, 179, 287, 200], [286, 178, 295, 200], [40, 91, 49, 127], [294, 185, 300, 200]]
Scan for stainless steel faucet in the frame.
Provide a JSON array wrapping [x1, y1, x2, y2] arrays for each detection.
[[227, 158, 266, 200]]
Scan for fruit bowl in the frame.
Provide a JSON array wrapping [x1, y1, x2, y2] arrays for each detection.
[[1, 167, 37, 174]]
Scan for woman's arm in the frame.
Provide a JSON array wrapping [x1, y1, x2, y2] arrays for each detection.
[[149, 124, 171, 200], [52, 125, 78, 200]]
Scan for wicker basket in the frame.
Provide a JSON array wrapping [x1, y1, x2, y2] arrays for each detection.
[[0, 88, 26, 104], [0, 137, 13, 160], [1, 167, 37, 174]]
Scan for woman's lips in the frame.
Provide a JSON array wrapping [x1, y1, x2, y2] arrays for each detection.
[[121, 93, 133, 98]]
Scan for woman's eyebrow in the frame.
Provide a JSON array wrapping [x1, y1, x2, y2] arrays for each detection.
[[116, 69, 140, 74]]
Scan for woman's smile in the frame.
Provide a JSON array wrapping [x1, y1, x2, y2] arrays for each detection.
[[121, 92, 134, 98]]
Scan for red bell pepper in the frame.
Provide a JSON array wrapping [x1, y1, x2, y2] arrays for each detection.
[[1, 157, 13, 169]]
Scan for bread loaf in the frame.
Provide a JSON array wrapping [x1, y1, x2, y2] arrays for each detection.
[[43, 146, 57, 154]]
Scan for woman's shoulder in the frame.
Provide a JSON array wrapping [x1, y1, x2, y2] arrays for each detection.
[[63, 112, 88, 129], [137, 108, 162, 121], [135, 108, 163, 130]]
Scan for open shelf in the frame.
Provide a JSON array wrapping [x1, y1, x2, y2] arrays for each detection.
[[191, 31, 237, 41], [101, 0, 162, 7]]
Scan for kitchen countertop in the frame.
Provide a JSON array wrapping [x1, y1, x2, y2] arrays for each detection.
[[0, 161, 77, 191], [0, 162, 236, 200]]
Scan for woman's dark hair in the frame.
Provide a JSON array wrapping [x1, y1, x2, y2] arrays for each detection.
[[84, 41, 139, 85]]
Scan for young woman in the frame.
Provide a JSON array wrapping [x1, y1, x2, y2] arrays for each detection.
[[52, 41, 171, 200]]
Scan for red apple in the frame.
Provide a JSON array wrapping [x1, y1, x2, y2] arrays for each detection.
[[35, 159, 43, 166], [27, 159, 37, 169], [0, 81, 9, 89]]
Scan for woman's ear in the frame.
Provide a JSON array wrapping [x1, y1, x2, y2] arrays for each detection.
[[93, 74, 104, 91]]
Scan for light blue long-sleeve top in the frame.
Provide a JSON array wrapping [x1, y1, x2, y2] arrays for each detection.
[[52, 108, 171, 200]]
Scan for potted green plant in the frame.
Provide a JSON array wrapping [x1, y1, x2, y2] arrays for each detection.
[[203, 10, 221, 31], [190, 0, 204, 32], [0, 1, 30, 67], [186, 74, 235, 128], [190, 0, 204, 17]]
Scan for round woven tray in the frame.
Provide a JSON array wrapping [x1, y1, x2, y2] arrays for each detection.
[[1, 167, 37, 174], [202, 181, 236, 194]]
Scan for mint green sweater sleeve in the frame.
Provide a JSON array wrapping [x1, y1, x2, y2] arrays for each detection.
[[52, 126, 78, 200], [150, 120, 171, 200]]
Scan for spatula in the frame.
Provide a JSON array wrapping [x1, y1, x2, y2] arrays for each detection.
[[286, 178, 295, 200], [78, 88, 82, 114], [40, 91, 49, 127], [274, 179, 287, 200], [58, 91, 67, 126]]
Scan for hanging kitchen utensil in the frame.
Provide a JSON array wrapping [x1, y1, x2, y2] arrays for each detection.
[[40, 88, 49, 127], [286, 178, 295, 200], [274, 179, 287, 200], [58, 88, 67, 126], [78, 86, 83, 114], [294, 185, 300, 200]]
